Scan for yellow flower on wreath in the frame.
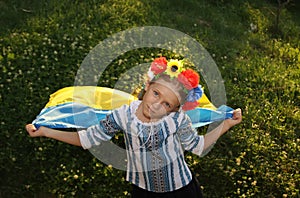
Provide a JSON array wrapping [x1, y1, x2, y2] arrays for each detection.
[[166, 59, 184, 78]]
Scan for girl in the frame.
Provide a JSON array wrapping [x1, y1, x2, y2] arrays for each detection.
[[26, 57, 242, 197]]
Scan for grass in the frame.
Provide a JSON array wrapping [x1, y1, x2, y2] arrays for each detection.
[[0, 0, 299, 197]]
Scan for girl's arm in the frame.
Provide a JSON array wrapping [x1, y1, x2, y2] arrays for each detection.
[[203, 108, 242, 151], [25, 124, 82, 147]]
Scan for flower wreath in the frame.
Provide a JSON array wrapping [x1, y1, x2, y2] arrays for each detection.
[[148, 57, 203, 111]]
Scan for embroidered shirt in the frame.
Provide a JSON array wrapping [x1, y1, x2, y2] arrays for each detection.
[[78, 100, 204, 193]]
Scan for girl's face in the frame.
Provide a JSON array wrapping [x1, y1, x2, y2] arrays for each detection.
[[137, 82, 180, 122]]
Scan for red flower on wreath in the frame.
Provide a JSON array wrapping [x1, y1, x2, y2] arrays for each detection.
[[150, 57, 168, 75], [178, 69, 199, 90], [182, 101, 199, 111]]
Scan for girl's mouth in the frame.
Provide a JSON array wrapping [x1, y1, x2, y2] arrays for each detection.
[[148, 106, 156, 115]]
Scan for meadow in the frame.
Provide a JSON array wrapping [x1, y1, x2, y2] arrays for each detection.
[[0, 0, 299, 197]]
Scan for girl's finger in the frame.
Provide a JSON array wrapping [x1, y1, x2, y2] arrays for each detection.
[[26, 124, 36, 132]]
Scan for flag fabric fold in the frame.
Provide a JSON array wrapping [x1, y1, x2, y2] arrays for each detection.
[[32, 86, 233, 129]]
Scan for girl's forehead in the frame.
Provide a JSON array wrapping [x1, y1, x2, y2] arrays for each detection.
[[152, 77, 182, 94]]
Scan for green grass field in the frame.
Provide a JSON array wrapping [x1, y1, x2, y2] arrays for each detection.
[[0, 0, 299, 197]]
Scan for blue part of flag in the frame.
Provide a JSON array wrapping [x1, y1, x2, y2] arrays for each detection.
[[32, 102, 233, 129], [33, 102, 111, 129], [187, 105, 234, 128]]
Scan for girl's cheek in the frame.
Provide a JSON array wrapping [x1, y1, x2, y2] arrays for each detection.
[[159, 107, 168, 115], [148, 96, 157, 104]]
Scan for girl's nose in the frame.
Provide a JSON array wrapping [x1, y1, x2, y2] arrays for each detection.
[[152, 102, 162, 110]]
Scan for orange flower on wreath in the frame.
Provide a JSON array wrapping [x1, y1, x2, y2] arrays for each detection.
[[150, 57, 168, 75], [177, 69, 199, 90]]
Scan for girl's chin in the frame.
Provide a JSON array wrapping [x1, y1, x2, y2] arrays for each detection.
[[147, 112, 167, 121], [142, 112, 162, 122]]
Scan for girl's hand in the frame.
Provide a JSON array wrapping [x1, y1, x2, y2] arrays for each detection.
[[225, 108, 242, 128], [25, 124, 45, 137], [26, 124, 82, 146]]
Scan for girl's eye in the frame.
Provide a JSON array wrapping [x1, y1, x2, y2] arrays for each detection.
[[153, 90, 159, 96], [164, 102, 171, 109]]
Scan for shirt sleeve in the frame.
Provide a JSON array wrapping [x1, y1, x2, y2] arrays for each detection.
[[177, 114, 204, 156], [78, 113, 122, 149]]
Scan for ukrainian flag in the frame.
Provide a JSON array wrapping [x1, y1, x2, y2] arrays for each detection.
[[32, 86, 233, 129]]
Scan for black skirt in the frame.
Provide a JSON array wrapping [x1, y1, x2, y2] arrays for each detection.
[[131, 175, 204, 198]]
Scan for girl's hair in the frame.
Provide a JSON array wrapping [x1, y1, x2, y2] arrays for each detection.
[[138, 74, 188, 105]]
